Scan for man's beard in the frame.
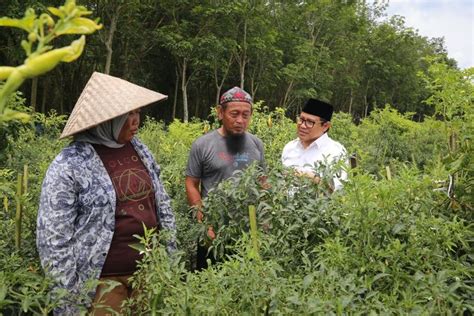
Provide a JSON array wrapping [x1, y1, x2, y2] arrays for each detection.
[[225, 132, 246, 154]]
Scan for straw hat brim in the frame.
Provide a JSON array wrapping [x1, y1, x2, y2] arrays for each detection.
[[60, 72, 167, 139]]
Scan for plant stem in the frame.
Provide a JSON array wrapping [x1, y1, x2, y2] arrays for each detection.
[[15, 173, 23, 251], [248, 205, 260, 260], [385, 166, 392, 181]]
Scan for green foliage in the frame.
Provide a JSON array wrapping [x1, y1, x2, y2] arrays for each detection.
[[422, 61, 473, 122], [0, 0, 102, 122], [0, 112, 68, 314], [0, 266, 69, 315], [139, 117, 203, 195], [0, 89, 29, 158], [127, 165, 472, 313], [0, 60, 472, 313], [1, 0, 459, 120], [350, 106, 449, 175], [138, 117, 205, 269], [421, 62, 474, 220], [4, 111, 67, 203], [246, 102, 295, 169]]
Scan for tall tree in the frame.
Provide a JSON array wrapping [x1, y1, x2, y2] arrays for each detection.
[[155, 0, 210, 122]]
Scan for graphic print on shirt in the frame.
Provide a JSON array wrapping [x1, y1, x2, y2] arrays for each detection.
[[217, 151, 251, 167], [106, 157, 152, 215], [112, 168, 153, 202]]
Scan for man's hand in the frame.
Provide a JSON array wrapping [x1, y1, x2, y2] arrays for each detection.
[[193, 206, 215, 240], [207, 225, 216, 240], [295, 170, 320, 184], [196, 208, 204, 223], [258, 175, 271, 190]]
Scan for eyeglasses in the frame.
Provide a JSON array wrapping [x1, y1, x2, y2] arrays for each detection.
[[296, 117, 320, 128]]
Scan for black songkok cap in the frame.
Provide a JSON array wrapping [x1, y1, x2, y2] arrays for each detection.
[[302, 98, 333, 121]]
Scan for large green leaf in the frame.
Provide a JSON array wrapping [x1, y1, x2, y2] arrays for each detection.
[[55, 17, 102, 35]]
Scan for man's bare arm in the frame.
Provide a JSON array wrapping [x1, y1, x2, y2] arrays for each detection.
[[185, 176, 203, 221]]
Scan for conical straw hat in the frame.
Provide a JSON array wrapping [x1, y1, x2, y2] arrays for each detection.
[[60, 72, 167, 139]]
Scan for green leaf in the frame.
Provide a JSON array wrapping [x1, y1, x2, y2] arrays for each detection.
[[0, 281, 9, 301], [0, 14, 36, 32], [60, 35, 85, 62], [55, 17, 102, 35], [47, 7, 64, 18], [302, 274, 314, 289], [414, 271, 425, 281], [392, 223, 404, 234], [372, 273, 390, 282], [287, 295, 301, 305], [0, 109, 31, 123], [0, 67, 15, 80], [129, 243, 146, 253], [20, 40, 31, 55]]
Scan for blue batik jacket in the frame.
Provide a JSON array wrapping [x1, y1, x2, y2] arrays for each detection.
[[37, 138, 176, 315]]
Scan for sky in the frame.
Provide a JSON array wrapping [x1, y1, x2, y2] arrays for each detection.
[[384, 0, 474, 69]]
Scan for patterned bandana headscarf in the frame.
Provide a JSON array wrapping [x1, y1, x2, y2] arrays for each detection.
[[220, 87, 253, 105]]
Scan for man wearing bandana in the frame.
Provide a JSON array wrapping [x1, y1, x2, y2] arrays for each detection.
[[282, 98, 348, 191], [185, 87, 265, 269]]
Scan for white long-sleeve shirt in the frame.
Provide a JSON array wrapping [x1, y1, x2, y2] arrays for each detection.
[[281, 133, 348, 190]]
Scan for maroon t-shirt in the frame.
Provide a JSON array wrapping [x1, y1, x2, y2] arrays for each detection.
[[93, 142, 158, 276]]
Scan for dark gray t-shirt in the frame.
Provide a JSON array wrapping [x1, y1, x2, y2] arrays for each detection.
[[186, 130, 265, 197]]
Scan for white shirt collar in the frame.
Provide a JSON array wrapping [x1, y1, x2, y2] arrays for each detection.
[[298, 133, 330, 150]]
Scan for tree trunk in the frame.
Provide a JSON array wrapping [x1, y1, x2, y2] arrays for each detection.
[[58, 71, 64, 114], [172, 67, 178, 120], [30, 77, 38, 112], [214, 55, 233, 105], [214, 67, 221, 105], [281, 80, 294, 108], [123, 39, 130, 78], [181, 59, 189, 122], [214, 69, 224, 106], [194, 84, 200, 118], [59, 97, 64, 115], [239, 19, 247, 89], [215, 85, 221, 106], [104, 6, 120, 75], [363, 80, 370, 118], [249, 64, 260, 98], [41, 79, 48, 113], [348, 88, 353, 114], [250, 80, 258, 99], [310, 20, 324, 47]]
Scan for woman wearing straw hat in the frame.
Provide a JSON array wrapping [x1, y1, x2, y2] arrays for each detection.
[[36, 72, 176, 315]]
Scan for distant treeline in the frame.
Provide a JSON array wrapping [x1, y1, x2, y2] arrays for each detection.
[[0, 0, 459, 122]]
